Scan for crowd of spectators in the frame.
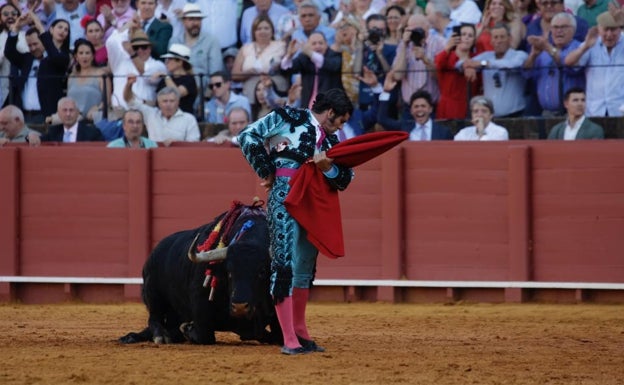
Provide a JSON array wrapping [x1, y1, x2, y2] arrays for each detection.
[[0, 0, 622, 147]]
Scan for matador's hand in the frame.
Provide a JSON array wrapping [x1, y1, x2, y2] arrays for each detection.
[[313, 151, 333, 172]]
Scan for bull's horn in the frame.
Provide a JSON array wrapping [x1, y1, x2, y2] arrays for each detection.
[[187, 234, 229, 263]]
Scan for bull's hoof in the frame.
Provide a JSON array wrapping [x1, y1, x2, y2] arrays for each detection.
[[280, 346, 309, 355], [153, 336, 165, 344], [297, 336, 325, 353]]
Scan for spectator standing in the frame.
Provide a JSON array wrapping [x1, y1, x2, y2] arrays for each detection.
[[462, 23, 528, 117], [97, 0, 136, 41], [106, 23, 166, 109], [331, 15, 362, 105], [454, 95, 509, 140], [576, 0, 609, 27], [231, 15, 288, 104], [204, 71, 252, 124], [425, 0, 461, 42], [136, 0, 172, 59], [40, 97, 104, 142], [449, 0, 483, 25], [547, 87, 605, 139], [124, 77, 200, 144], [0, 3, 28, 107], [523, 12, 584, 116], [168, 4, 223, 92], [524, 0, 588, 50], [155, 43, 198, 114], [390, 14, 445, 115], [107, 108, 158, 148], [359, 14, 395, 110], [564, 12, 624, 117], [281, 31, 343, 109], [43, 0, 96, 47], [476, 0, 526, 52], [435, 23, 479, 119], [290, 1, 336, 45], [240, 0, 290, 45], [82, 18, 108, 66], [194, 0, 239, 50], [0, 105, 41, 145], [67, 38, 111, 121], [384, 5, 405, 48]]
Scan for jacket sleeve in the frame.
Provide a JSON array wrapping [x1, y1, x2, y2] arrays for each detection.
[[4, 33, 25, 68], [238, 111, 281, 179], [377, 99, 404, 131], [150, 23, 173, 59], [324, 135, 353, 191], [39, 32, 70, 70]]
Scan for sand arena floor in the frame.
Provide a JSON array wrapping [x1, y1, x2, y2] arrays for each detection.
[[0, 302, 622, 385]]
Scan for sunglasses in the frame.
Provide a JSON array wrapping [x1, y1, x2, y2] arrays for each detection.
[[134, 45, 150, 50], [2, 11, 18, 17], [208, 82, 223, 90]]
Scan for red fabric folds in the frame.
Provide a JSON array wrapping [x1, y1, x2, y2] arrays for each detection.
[[284, 131, 409, 259]]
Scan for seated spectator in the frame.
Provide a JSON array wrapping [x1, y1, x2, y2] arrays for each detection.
[[281, 31, 343, 109], [106, 24, 166, 109], [82, 17, 108, 67], [40, 97, 104, 142], [43, 0, 96, 47], [0, 105, 41, 146], [461, 23, 528, 117], [5, 11, 70, 123], [523, 12, 585, 116], [107, 108, 158, 148], [136, 0, 172, 59], [240, 0, 290, 45], [378, 70, 453, 140], [231, 15, 288, 104], [435, 22, 479, 119], [476, 0, 526, 52], [204, 71, 252, 124], [547, 87, 604, 139], [97, 0, 136, 41], [576, 0, 609, 27], [67, 39, 111, 121], [124, 76, 200, 145], [564, 11, 624, 117], [291, 1, 336, 45], [207, 107, 250, 146], [156, 44, 198, 114], [454, 95, 509, 140], [222, 47, 242, 93]]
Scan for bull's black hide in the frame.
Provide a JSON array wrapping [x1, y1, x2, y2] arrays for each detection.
[[119, 203, 282, 345]]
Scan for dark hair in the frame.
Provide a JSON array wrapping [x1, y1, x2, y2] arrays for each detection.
[[409, 90, 433, 108], [311, 88, 354, 116], [72, 38, 96, 72], [459, 23, 477, 52], [0, 3, 20, 32], [209, 70, 230, 82], [251, 14, 275, 42], [385, 5, 406, 17], [366, 13, 386, 28], [84, 19, 103, 34], [25, 27, 40, 38], [564, 86, 585, 100], [50, 18, 71, 53]]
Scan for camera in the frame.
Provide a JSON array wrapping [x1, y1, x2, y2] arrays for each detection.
[[367, 27, 385, 45], [410, 27, 426, 47]]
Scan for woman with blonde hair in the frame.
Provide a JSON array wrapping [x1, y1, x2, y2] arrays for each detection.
[[231, 15, 287, 103], [331, 15, 363, 106], [475, 0, 526, 52]]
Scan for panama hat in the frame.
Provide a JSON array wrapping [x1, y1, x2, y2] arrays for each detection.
[[181, 3, 207, 18], [130, 29, 151, 46], [161, 43, 192, 63]]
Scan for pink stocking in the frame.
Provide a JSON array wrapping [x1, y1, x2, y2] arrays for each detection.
[[292, 288, 311, 340], [274, 296, 301, 348]]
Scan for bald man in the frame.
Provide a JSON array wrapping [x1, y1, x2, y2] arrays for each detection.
[[0, 105, 41, 146]]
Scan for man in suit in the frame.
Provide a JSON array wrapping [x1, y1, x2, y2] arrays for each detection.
[[41, 98, 104, 142], [280, 31, 342, 109], [137, 0, 172, 59], [377, 71, 453, 141], [548, 87, 604, 140]]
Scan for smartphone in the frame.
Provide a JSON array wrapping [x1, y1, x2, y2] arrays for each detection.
[[452, 25, 462, 36]]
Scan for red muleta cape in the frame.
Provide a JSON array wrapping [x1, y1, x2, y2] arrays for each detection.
[[284, 131, 409, 259]]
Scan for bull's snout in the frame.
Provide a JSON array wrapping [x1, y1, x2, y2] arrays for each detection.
[[231, 302, 253, 318]]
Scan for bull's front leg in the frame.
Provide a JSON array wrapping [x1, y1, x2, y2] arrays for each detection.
[[179, 321, 217, 344]]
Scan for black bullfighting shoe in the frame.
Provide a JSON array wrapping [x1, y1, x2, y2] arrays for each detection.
[[280, 345, 309, 355], [297, 336, 326, 353]]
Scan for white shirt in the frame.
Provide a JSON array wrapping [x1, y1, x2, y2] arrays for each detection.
[[564, 116, 585, 140], [106, 29, 167, 109], [22, 58, 41, 111], [454, 121, 509, 141], [130, 100, 200, 142], [450, 0, 482, 25], [409, 120, 432, 141]]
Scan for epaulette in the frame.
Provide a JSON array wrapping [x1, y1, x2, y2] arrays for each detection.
[[273, 107, 309, 133]]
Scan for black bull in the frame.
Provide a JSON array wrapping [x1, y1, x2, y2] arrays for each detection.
[[119, 203, 282, 345]]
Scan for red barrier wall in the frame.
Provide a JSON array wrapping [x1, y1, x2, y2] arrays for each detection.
[[1, 142, 623, 303]]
